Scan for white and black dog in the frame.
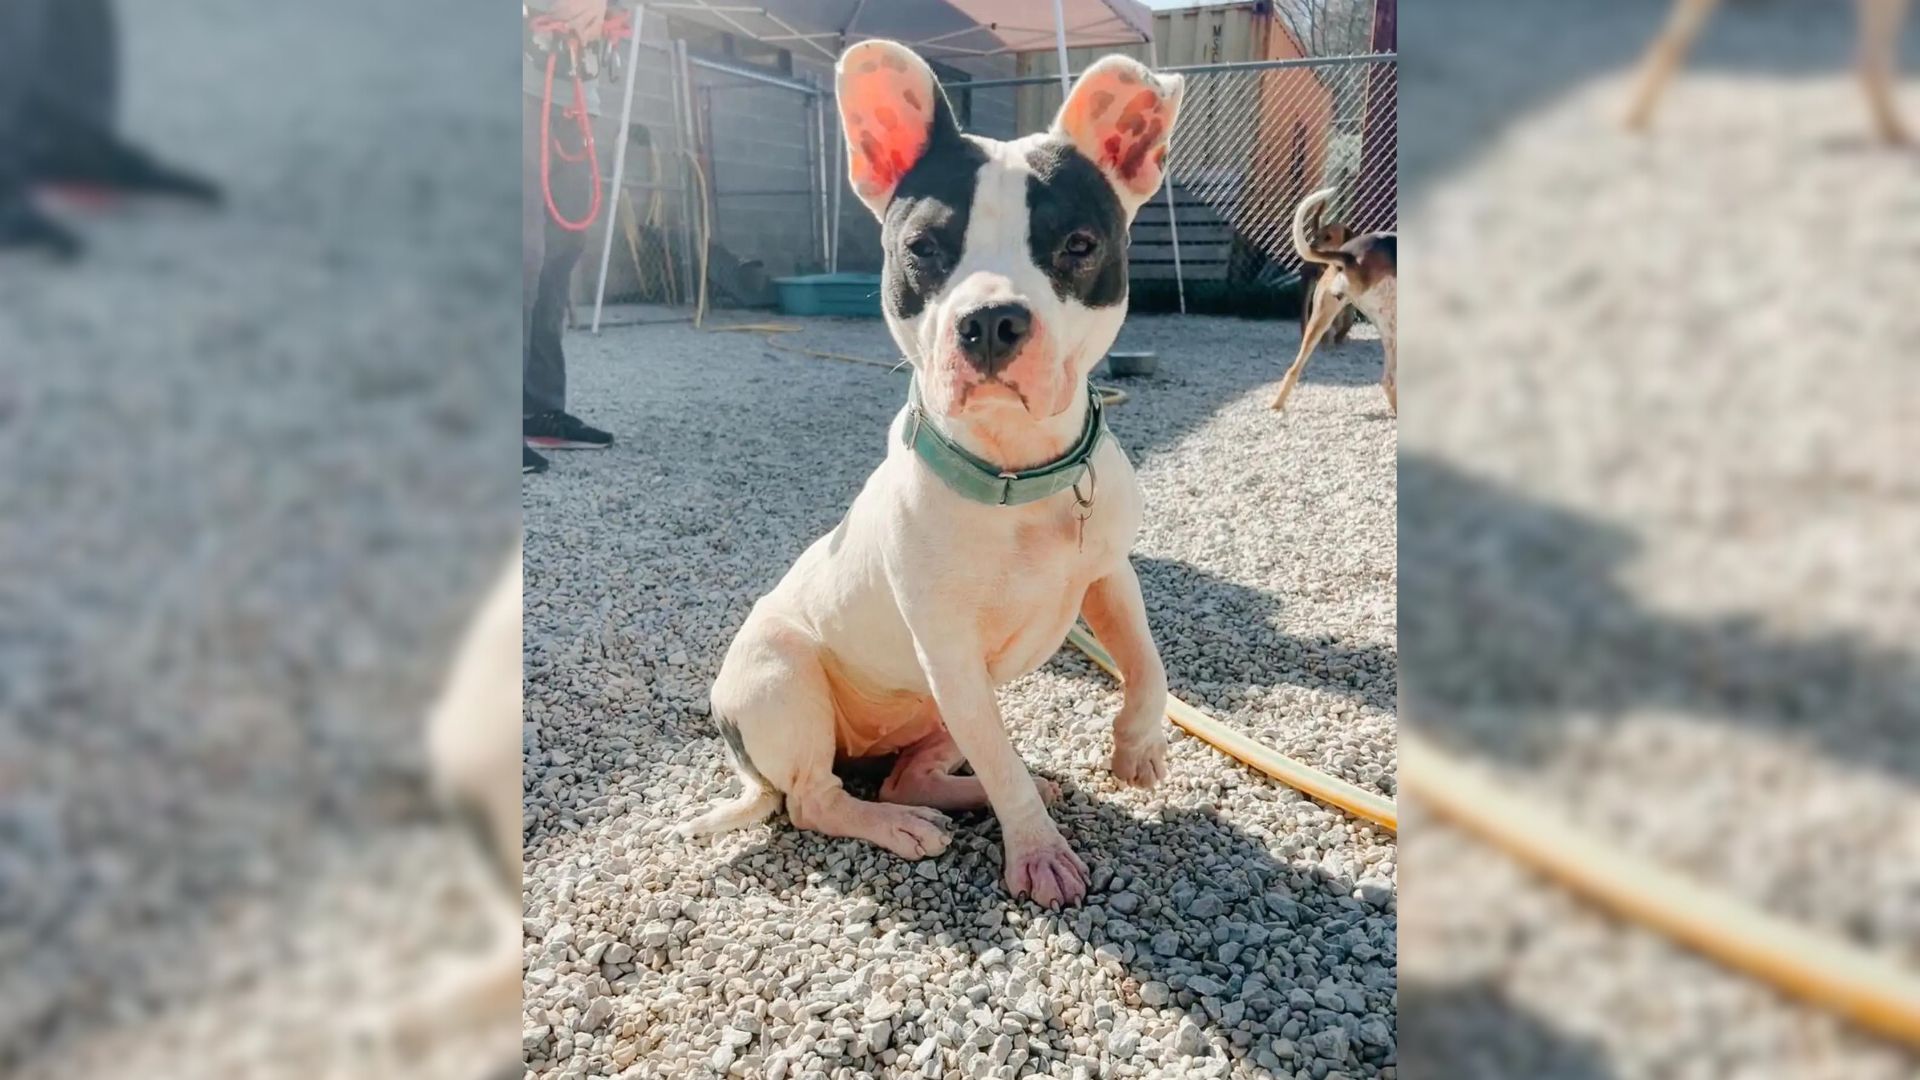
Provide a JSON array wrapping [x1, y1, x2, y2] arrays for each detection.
[[678, 41, 1184, 909]]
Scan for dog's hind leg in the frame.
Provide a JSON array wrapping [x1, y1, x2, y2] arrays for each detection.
[[790, 781, 953, 859], [1860, 0, 1911, 144], [1381, 328, 1398, 416], [695, 617, 952, 859], [1623, 0, 1723, 131], [879, 724, 1061, 811], [1272, 284, 1345, 412]]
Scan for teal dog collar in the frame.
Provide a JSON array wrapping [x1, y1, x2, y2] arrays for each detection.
[[904, 380, 1105, 507]]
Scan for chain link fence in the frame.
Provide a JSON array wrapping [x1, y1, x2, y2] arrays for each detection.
[[945, 53, 1396, 313], [590, 49, 1395, 318]]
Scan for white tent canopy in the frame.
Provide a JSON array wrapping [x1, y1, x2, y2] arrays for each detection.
[[643, 0, 1151, 60]]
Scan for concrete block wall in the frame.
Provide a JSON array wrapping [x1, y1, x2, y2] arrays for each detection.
[[690, 71, 823, 279]]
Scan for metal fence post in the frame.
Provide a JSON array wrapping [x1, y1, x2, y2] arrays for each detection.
[[830, 91, 843, 273], [591, 4, 647, 335], [1050, 0, 1072, 94], [814, 75, 830, 272], [1150, 39, 1187, 315]]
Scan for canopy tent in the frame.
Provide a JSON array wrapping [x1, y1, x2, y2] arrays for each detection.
[[643, 0, 1152, 61], [590, 0, 1163, 331]]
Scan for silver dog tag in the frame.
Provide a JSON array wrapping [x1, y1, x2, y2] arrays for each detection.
[[1072, 462, 1097, 552]]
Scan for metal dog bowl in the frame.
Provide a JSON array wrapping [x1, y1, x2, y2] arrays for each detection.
[[1104, 351, 1158, 378]]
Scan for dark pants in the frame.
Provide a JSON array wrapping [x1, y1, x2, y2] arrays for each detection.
[[523, 94, 593, 418], [0, 0, 119, 201]]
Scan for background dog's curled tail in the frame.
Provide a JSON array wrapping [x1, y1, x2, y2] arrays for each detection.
[[1292, 187, 1340, 267], [673, 785, 782, 839]]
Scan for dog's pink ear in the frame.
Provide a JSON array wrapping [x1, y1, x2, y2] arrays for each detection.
[[837, 40, 952, 217], [1053, 56, 1184, 209]]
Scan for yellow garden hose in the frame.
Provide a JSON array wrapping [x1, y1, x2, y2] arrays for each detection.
[[1065, 625, 1398, 833], [1071, 621, 1920, 1049], [1400, 731, 1920, 1051]]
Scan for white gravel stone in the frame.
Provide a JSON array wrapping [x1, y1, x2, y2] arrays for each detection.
[[1173, 1019, 1207, 1057]]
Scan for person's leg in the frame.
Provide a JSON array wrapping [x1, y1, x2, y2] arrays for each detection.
[[522, 97, 612, 448], [45, 0, 118, 133], [0, 0, 79, 256], [0, 2, 44, 192], [523, 94, 553, 417], [26, 0, 219, 205], [523, 217, 580, 418], [524, 100, 590, 418]]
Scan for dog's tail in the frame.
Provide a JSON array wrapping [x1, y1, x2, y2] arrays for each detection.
[[672, 709, 783, 839], [1292, 187, 1346, 269]]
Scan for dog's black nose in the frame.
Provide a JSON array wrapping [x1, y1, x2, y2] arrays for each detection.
[[955, 303, 1031, 374]]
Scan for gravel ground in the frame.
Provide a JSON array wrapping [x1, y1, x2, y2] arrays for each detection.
[[1400, 1, 1920, 1077], [521, 312, 1398, 1078], [0, 2, 518, 1077]]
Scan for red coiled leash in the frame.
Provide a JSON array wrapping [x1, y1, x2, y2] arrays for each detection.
[[531, 11, 631, 232]]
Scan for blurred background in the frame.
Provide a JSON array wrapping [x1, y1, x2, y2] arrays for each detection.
[[0, 0, 522, 1076], [1398, 0, 1918, 1077]]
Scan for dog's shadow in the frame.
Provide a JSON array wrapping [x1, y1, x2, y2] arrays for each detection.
[[1134, 555, 1397, 714], [1399, 978, 1616, 1080], [720, 776, 1395, 1072], [1403, 452, 1920, 786]]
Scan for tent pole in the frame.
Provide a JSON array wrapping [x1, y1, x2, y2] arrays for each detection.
[[830, 96, 843, 272], [592, 4, 647, 335], [1050, 0, 1072, 93], [814, 77, 830, 270], [1148, 36, 1186, 315]]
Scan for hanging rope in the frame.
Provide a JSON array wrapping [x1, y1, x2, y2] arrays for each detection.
[[529, 10, 634, 233]]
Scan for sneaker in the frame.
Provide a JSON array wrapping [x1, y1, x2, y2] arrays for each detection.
[[524, 411, 613, 450], [36, 125, 223, 207], [523, 444, 549, 474], [0, 199, 81, 260]]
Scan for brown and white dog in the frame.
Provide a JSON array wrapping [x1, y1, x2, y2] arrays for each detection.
[[1295, 223, 1359, 350], [1270, 188, 1397, 415], [1623, 0, 1910, 144], [676, 41, 1185, 910]]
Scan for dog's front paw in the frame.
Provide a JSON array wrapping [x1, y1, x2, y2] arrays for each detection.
[[1110, 730, 1169, 788], [1004, 829, 1089, 909]]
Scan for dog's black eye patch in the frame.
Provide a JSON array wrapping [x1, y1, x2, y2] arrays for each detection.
[[1024, 138, 1127, 309], [880, 97, 985, 321]]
